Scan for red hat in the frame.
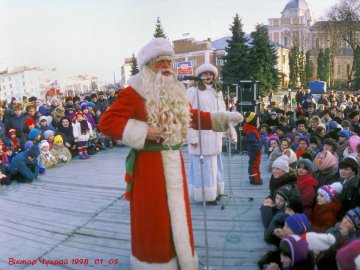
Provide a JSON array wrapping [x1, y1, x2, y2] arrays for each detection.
[[8, 129, 16, 136], [75, 111, 84, 118], [25, 118, 36, 128]]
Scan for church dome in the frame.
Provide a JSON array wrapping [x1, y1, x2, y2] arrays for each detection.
[[283, 0, 309, 12]]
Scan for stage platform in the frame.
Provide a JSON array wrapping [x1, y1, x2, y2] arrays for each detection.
[[0, 146, 272, 270]]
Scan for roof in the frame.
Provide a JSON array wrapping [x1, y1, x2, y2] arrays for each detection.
[[211, 35, 286, 50], [283, 0, 309, 12]]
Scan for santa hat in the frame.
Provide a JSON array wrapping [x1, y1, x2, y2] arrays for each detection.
[[336, 240, 360, 270], [280, 235, 308, 267], [39, 140, 49, 150], [137, 38, 174, 69], [8, 129, 16, 136], [43, 130, 55, 139], [195, 63, 218, 78], [54, 135, 63, 144], [285, 213, 310, 235], [318, 182, 343, 203], [272, 155, 290, 173], [244, 111, 258, 126], [305, 232, 336, 253], [346, 207, 360, 230], [25, 118, 36, 128]]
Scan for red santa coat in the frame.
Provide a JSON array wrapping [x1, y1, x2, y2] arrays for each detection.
[[98, 78, 215, 269]]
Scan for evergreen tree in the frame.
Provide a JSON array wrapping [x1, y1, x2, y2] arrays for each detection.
[[248, 24, 279, 95], [299, 52, 306, 88], [221, 14, 249, 84], [323, 48, 332, 84], [305, 51, 314, 84], [289, 47, 300, 88], [317, 49, 325, 80], [354, 46, 360, 89], [153, 17, 167, 38], [130, 53, 139, 75]]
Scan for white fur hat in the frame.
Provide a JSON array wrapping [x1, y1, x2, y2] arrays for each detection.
[[195, 63, 218, 78], [39, 140, 49, 150], [306, 232, 336, 253], [137, 38, 174, 69], [272, 155, 290, 173]]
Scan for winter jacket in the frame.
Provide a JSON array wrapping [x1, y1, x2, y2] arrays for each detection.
[[269, 173, 297, 200], [50, 145, 72, 163], [264, 211, 287, 246], [40, 151, 58, 169], [339, 175, 360, 219], [72, 120, 93, 142], [310, 200, 341, 233], [10, 151, 39, 182], [313, 166, 339, 188], [297, 173, 318, 217], [260, 204, 283, 230]]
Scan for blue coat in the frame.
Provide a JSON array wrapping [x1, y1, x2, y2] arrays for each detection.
[[10, 151, 39, 182]]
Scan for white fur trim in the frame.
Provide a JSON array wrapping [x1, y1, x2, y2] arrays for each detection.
[[217, 181, 224, 195], [128, 73, 147, 99], [122, 119, 148, 150], [195, 63, 218, 78], [306, 232, 336, 253], [137, 38, 174, 69], [210, 112, 228, 132], [355, 254, 360, 270], [130, 255, 178, 270], [193, 186, 217, 201], [162, 150, 198, 270]]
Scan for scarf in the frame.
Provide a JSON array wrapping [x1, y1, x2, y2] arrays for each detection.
[[11, 137, 20, 153], [297, 173, 318, 190]]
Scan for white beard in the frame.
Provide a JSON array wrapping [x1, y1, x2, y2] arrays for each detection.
[[142, 66, 190, 146]]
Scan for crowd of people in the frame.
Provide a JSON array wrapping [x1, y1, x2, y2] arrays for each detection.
[[252, 89, 360, 269], [0, 90, 119, 184]]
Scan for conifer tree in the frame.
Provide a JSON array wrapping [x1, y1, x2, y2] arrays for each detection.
[[317, 49, 325, 80], [289, 47, 300, 88], [305, 51, 314, 84], [130, 53, 139, 75], [354, 46, 360, 89], [154, 17, 167, 38], [323, 48, 332, 84], [221, 14, 249, 84], [299, 52, 306, 87], [248, 24, 279, 94]]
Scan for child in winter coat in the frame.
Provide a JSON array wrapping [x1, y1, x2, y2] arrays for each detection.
[[50, 135, 72, 163], [6, 128, 21, 156], [243, 112, 262, 185], [73, 111, 93, 160], [39, 140, 58, 169], [43, 130, 55, 150], [296, 159, 318, 217], [310, 182, 342, 233]]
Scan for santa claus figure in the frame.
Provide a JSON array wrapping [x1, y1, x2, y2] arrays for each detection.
[[99, 37, 243, 270]]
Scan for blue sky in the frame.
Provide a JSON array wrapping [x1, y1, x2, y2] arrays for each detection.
[[0, 0, 339, 82]]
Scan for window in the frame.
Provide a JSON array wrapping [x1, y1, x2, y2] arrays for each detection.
[[191, 60, 197, 67], [316, 38, 320, 50], [23, 82, 25, 86], [8, 77, 11, 82], [284, 36, 289, 47], [9, 84, 12, 89], [216, 57, 224, 66]]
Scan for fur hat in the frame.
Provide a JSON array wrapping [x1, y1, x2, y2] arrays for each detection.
[[285, 213, 311, 235], [244, 111, 258, 126], [51, 107, 65, 121], [27, 144, 40, 158], [297, 158, 314, 172], [50, 97, 59, 104], [39, 116, 48, 122], [272, 155, 290, 173], [286, 194, 304, 213], [28, 128, 40, 140], [346, 207, 360, 230], [39, 140, 49, 150], [54, 135, 63, 144], [339, 156, 358, 174], [338, 130, 351, 140], [280, 235, 309, 267], [305, 232, 336, 253], [336, 240, 360, 270], [25, 118, 36, 128], [137, 38, 174, 69], [318, 182, 343, 203], [24, 140, 34, 150], [43, 130, 55, 139], [195, 63, 218, 78]]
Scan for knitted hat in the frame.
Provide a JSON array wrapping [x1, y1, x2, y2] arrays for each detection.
[[76, 111, 84, 118], [54, 135, 63, 144], [80, 103, 88, 111], [24, 140, 34, 150], [299, 136, 310, 146], [336, 240, 360, 270], [65, 106, 75, 112], [244, 111, 258, 126], [39, 115, 48, 122], [280, 235, 308, 267], [285, 213, 311, 235], [8, 128, 16, 136], [28, 128, 40, 140], [137, 38, 174, 69], [328, 120, 340, 130], [267, 136, 280, 147], [346, 207, 360, 230], [306, 232, 336, 253], [195, 63, 218, 78], [297, 158, 314, 172], [39, 140, 50, 150], [318, 182, 343, 203], [43, 130, 55, 139], [25, 118, 36, 128], [339, 156, 358, 174], [50, 97, 59, 104], [276, 184, 293, 201], [86, 101, 95, 107], [27, 144, 40, 158], [272, 155, 290, 173], [339, 130, 351, 140]]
